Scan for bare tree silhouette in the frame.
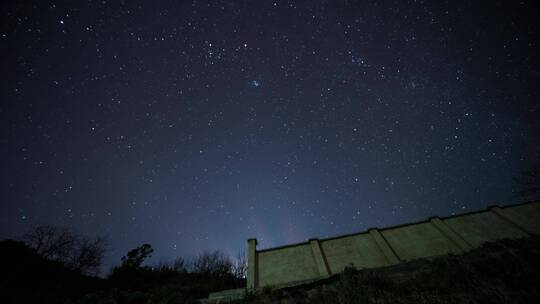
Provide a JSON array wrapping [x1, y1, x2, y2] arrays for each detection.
[[23, 225, 106, 275]]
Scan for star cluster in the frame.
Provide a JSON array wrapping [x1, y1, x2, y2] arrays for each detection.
[[1, 0, 539, 267]]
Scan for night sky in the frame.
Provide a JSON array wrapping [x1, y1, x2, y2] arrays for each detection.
[[1, 1, 539, 269]]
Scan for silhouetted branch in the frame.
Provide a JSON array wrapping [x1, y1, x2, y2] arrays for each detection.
[[23, 225, 106, 275]]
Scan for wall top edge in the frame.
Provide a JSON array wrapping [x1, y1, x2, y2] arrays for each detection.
[[254, 200, 540, 253]]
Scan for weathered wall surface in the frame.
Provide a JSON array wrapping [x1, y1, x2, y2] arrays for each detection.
[[320, 233, 388, 274], [247, 201, 540, 289], [257, 244, 319, 286], [444, 211, 527, 247], [382, 221, 461, 261]]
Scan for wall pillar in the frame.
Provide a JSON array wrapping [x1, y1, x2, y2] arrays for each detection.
[[247, 238, 258, 289], [369, 228, 400, 265], [429, 217, 473, 252], [309, 238, 331, 277], [490, 206, 535, 236]]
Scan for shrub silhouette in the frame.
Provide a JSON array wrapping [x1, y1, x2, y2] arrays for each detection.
[[106, 245, 246, 301], [121, 243, 153, 268]]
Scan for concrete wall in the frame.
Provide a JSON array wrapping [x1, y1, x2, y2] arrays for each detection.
[[382, 221, 462, 261], [247, 201, 540, 289], [320, 233, 389, 274], [257, 243, 320, 286]]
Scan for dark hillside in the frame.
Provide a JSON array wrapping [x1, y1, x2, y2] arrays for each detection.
[[0, 240, 104, 304], [0, 240, 245, 304]]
